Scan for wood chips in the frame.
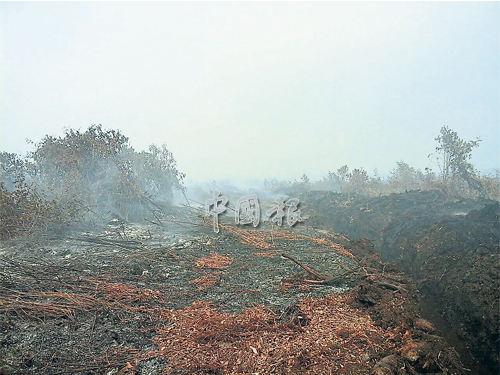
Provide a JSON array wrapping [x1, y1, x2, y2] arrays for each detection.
[[153, 294, 398, 374]]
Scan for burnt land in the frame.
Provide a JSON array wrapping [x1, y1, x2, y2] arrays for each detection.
[[300, 190, 499, 374], [0, 207, 468, 375]]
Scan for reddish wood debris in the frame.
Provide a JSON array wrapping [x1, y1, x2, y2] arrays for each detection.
[[196, 252, 234, 270], [153, 294, 398, 374]]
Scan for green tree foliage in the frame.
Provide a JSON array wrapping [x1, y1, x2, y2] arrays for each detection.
[[128, 144, 186, 202], [3, 125, 186, 229], [345, 168, 369, 195], [29, 125, 130, 208], [337, 165, 349, 187], [389, 161, 424, 191], [300, 174, 310, 185], [0, 152, 31, 190], [317, 171, 341, 191], [0, 177, 78, 239], [317, 165, 349, 193], [432, 126, 482, 191]]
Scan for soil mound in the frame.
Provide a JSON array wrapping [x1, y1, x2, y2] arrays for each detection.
[[382, 202, 499, 373], [300, 190, 499, 374]]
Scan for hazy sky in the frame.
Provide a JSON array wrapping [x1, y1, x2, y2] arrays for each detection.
[[1, 2, 499, 184]]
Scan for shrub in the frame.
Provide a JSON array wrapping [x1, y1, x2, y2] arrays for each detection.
[[0, 178, 78, 239]]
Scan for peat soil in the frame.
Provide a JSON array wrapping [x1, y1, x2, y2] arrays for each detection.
[[0, 209, 466, 374], [300, 190, 499, 374]]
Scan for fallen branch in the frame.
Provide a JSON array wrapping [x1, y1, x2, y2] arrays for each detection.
[[280, 253, 332, 281], [48, 235, 143, 250], [280, 253, 358, 285]]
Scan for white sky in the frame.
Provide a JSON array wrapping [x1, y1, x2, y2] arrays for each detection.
[[1, 2, 499, 184]]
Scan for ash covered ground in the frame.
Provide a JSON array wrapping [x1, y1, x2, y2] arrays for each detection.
[[0, 206, 469, 375]]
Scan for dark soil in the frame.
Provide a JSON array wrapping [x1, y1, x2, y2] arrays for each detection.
[[300, 190, 499, 375], [0, 210, 466, 375], [383, 202, 499, 373]]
